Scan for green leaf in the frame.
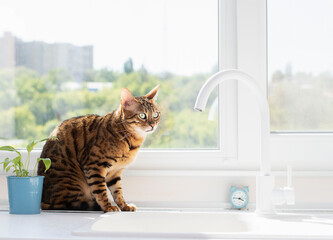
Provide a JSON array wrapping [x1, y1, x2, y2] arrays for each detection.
[[37, 158, 52, 173], [22, 169, 29, 177], [0, 146, 16, 152], [25, 137, 58, 153], [0, 146, 22, 158], [26, 140, 36, 153], [12, 156, 21, 167], [2, 158, 11, 171], [38, 136, 58, 144], [6, 165, 13, 173], [1, 158, 10, 170]]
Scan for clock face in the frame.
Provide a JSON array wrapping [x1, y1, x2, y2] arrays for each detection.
[[231, 190, 248, 208]]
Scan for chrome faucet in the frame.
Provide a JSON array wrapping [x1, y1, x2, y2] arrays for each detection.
[[194, 69, 294, 214]]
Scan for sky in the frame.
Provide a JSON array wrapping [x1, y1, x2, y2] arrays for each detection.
[[268, 0, 333, 77], [0, 0, 218, 75], [1, 0, 333, 77]]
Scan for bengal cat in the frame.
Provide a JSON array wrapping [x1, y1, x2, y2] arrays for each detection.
[[37, 85, 160, 212]]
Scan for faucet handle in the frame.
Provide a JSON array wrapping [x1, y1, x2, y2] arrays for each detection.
[[285, 165, 295, 205], [287, 165, 292, 188], [271, 166, 295, 205], [284, 186, 295, 205]]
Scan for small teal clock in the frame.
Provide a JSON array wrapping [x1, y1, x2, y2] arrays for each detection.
[[230, 186, 249, 209]]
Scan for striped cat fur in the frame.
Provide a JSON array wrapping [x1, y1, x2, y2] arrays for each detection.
[[37, 86, 160, 212]]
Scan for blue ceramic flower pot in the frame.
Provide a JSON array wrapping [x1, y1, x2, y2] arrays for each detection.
[[7, 176, 44, 214]]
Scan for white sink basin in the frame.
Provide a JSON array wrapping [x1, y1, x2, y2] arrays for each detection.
[[72, 211, 333, 239]]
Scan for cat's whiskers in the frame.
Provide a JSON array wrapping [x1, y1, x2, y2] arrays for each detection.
[[115, 129, 130, 133], [116, 120, 130, 125], [119, 132, 133, 141], [114, 128, 134, 141]]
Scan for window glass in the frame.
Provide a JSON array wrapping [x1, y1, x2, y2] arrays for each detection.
[[268, 0, 333, 132], [0, 0, 218, 148]]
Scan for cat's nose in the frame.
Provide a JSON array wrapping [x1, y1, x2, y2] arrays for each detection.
[[148, 123, 155, 130]]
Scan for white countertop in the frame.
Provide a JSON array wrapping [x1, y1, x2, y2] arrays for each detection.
[[0, 210, 188, 240], [0, 210, 103, 240], [2, 209, 333, 240]]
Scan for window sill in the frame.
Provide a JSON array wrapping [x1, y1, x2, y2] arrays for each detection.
[[2, 169, 333, 177], [124, 170, 333, 177]]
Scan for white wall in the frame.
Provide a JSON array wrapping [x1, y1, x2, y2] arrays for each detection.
[[1, 172, 333, 210]]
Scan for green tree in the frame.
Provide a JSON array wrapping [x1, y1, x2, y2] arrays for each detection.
[[123, 58, 134, 74], [84, 68, 118, 83], [0, 65, 221, 149], [14, 105, 37, 139], [271, 70, 284, 82]]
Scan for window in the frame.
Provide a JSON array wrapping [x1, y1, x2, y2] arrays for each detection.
[[1, 0, 331, 208], [3, 0, 329, 172], [268, 0, 333, 132], [0, 0, 219, 150]]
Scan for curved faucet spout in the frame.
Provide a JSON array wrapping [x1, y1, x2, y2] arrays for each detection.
[[194, 69, 274, 213], [194, 69, 271, 176]]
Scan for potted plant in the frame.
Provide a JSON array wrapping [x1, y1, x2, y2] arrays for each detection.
[[0, 137, 55, 214]]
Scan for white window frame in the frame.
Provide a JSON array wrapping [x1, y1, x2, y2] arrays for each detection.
[[2, 0, 333, 177], [0, 0, 239, 174], [237, 0, 333, 172], [131, 0, 239, 171]]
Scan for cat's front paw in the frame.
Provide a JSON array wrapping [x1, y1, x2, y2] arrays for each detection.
[[104, 205, 121, 212], [121, 203, 136, 212]]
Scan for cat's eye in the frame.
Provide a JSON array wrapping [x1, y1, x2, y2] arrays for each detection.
[[153, 112, 159, 118], [139, 113, 146, 119]]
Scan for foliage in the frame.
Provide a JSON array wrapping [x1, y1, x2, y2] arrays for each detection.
[[0, 63, 219, 149], [84, 68, 118, 83], [1, 59, 332, 151], [0, 137, 56, 177], [269, 70, 333, 131], [123, 58, 134, 74]]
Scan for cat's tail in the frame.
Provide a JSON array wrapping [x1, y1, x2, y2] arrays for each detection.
[[41, 202, 53, 210], [41, 201, 102, 211]]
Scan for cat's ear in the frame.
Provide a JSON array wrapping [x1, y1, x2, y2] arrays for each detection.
[[145, 85, 160, 101], [121, 88, 139, 111]]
